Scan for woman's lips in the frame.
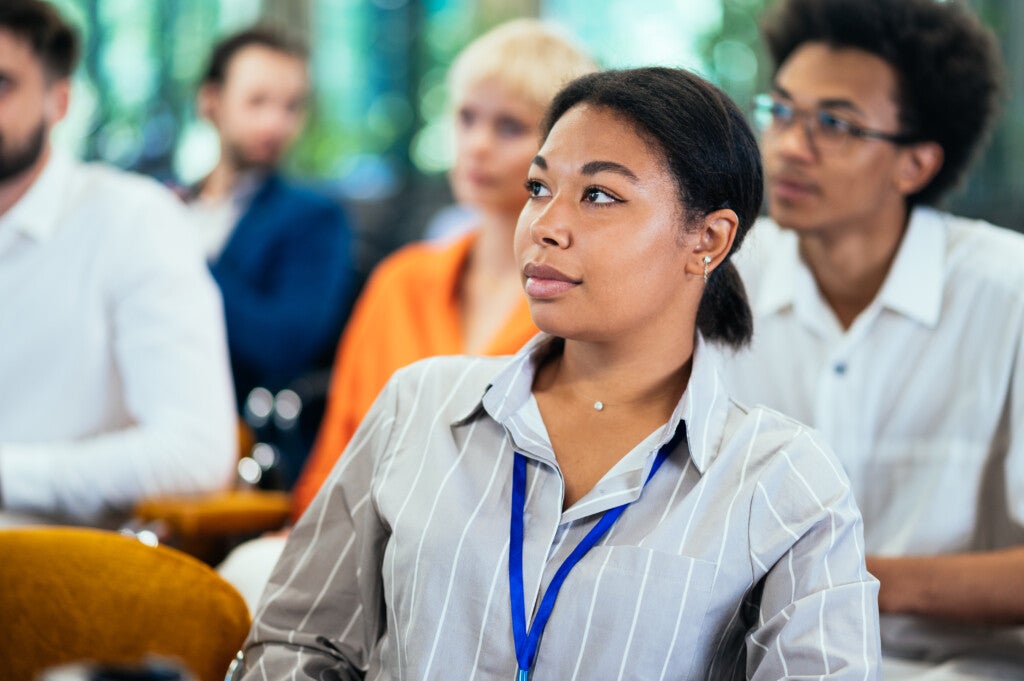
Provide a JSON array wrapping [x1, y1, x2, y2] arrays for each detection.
[[523, 263, 580, 299]]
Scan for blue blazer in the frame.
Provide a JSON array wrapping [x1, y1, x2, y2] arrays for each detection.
[[211, 175, 355, 407]]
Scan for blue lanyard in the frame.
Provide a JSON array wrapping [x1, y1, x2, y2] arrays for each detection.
[[508, 424, 685, 679]]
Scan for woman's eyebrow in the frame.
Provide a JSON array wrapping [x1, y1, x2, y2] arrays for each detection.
[[581, 160, 639, 184], [530, 156, 640, 184]]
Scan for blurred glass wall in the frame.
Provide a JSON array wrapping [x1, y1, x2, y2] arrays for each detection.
[[47, 0, 1024, 255]]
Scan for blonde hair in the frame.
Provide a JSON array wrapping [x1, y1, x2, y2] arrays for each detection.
[[447, 19, 598, 112]]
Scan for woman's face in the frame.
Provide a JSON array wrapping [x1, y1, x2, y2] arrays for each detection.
[[514, 104, 700, 343], [449, 78, 545, 217]]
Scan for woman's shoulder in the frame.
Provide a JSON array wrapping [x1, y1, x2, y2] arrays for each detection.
[[723, 399, 851, 493], [384, 353, 514, 416]]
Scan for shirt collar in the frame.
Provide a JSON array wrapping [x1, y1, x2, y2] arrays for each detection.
[[188, 169, 270, 209], [875, 206, 945, 328], [752, 206, 946, 328], [464, 332, 730, 475], [0, 151, 73, 242], [749, 218, 800, 317]]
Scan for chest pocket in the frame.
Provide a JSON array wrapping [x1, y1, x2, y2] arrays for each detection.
[[534, 546, 718, 680]]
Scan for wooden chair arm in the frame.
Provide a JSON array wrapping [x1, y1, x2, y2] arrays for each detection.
[[134, 490, 291, 537], [132, 490, 292, 564]]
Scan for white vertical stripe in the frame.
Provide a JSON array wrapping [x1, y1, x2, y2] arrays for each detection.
[[403, 417, 481, 644], [338, 603, 364, 644], [616, 550, 655, 680], [253, 417, 382, 627], [757, 482, 801, 541], [656, 558, 697, 681], [781, 449, 836, 588], [570, 548, 615, 681], [649, 458, 692, 537], [421, 437, 506, 677], [705, 409, 764, 678], [387, 359, 483, 680], [818, 592, 831, 678], [296, 529, 359, 631], [467, 535, 513, 681], [773, 621, 791, 679]]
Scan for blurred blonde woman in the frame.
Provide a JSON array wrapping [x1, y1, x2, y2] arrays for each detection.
[[218, 19, 596, 610]]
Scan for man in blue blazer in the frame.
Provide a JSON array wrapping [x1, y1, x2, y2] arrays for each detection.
[[189, 28, 356, 429]]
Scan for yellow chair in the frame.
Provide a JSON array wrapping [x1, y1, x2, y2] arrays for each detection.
[[0, 526, 251, 681]]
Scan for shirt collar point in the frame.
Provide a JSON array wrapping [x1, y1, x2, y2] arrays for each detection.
[[877, 206, 946, 328]]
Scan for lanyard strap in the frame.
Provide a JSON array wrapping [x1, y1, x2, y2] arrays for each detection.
[[508, 423, 685, 678]]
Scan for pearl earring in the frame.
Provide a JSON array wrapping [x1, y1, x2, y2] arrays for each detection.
[[703, 255, 712, 283]]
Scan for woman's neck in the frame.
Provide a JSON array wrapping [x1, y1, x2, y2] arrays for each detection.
[[470, 209, 520, 276], [457, 208, 525, 354], [540, 334, 694, 420]]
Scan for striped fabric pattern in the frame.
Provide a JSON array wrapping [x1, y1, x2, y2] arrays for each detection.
[[240, 335, 880, 680]]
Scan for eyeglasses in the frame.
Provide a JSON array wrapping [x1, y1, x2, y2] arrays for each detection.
[[752, 93, 918, 152]]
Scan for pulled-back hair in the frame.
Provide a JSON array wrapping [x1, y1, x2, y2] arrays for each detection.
[[761, 0, 1004, 207], [201, 27, 308, 87], [542, 68, 763, 348], [448, 19, 598, 113], [0, 0, 79, 80]]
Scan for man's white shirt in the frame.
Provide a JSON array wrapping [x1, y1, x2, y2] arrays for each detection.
[[718, 207, 1024, 671], [0, 152, 237, 525]]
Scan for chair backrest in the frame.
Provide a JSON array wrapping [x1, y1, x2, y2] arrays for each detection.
[[0, 527, 251, 681]]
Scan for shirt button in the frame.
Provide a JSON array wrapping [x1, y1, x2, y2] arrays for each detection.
[[834, 362, 847, 375]]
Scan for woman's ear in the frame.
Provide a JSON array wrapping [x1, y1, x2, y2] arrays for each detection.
[[685, 208, 739, 281], [895, 141, 944, 196]]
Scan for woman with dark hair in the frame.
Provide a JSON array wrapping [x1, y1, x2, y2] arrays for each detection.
[[237, 67, 880, 681]]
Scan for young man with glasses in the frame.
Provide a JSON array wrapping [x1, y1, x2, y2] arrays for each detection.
[[721, 0, 1024, 678]]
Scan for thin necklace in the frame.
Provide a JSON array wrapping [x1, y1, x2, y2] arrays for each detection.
[[555, 356, 685, 413]]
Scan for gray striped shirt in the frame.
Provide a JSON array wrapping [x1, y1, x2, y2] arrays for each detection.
[[240, 335, 881, 680]]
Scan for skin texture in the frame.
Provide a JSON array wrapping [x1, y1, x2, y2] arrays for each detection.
[[0, 28, 68, 217], [198, 45, 308, 200], [764, 42, 941, 328], [515, 103, 736, 507], [769, 43, 1024, 625]]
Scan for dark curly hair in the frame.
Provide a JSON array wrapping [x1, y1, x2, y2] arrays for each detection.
[[542, 68, 764, 348], [761, 0, 1004, 206], [0, 0, 79, 80]]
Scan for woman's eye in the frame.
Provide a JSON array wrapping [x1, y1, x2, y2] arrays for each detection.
[[584, 187, 617, 204], [524, 180, 551, 198], [496, 118, 528, 138]]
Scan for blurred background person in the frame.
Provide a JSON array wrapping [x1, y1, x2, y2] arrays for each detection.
[[0, 0, 236, 528], [187, 27, 357, 483], [217, 18, 597, 610], [721, 0, 1024, 678], [44, 0, 1022, 252]]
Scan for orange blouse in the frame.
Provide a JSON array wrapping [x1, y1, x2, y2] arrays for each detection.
[[291, 232, 537, 518]]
